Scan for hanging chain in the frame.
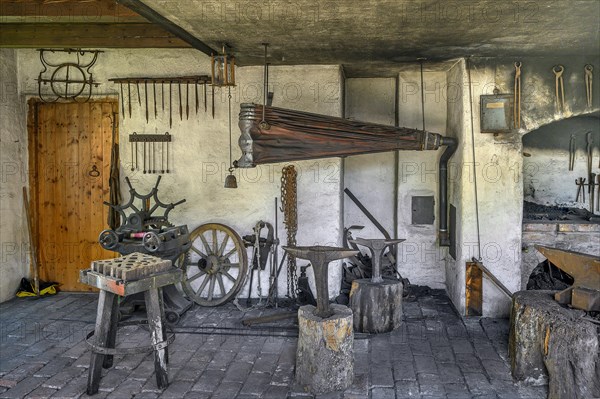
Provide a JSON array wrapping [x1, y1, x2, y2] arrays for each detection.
[[281, 165, 298, 299]]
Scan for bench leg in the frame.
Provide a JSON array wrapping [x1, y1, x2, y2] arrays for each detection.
[[87, 290, 117, 395], [102, 294, 120, 369], [145, 287, 169, 389]]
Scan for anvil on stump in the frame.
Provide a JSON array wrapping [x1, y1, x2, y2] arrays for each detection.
[[535, 245, 600, 311], [348, 238, 405, 333], [283, 245, 358, 394]]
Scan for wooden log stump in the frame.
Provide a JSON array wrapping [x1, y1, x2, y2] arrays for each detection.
[[296, 304, 353, 394], [510, 290, 600, 398], [350, 279, 403, 333]]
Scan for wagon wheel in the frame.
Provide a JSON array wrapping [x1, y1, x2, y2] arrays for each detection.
[[181, 223, 248, 306]]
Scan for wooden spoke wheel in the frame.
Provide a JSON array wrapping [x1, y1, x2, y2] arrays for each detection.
[[181, 223, 248, 306]]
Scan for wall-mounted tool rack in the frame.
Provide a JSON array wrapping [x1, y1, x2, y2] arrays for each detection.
[[109, 76, 214, 126], [129, 132, 172, 174]]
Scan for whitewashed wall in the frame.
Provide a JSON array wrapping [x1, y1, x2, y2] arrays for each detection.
[[14, 48, 344, 300], [0, 49, 28, 302]]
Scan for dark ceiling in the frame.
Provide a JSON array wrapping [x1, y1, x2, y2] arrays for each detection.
[[142, 0, 600, 69]]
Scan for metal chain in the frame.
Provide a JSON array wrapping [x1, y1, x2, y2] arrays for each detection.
[[281, 165, 298, 299]]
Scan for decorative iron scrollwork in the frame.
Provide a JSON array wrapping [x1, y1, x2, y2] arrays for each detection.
[[37, 48, 102, 103]]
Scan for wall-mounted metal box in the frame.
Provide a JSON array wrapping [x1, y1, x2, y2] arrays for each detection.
[[411, 196, 435, 225], [480, 94, 513, 133]]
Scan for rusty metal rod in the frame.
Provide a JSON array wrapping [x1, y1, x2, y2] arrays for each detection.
[[471, 258, 512, 298]]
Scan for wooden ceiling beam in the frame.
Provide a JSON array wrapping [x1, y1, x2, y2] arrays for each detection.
[[0, 0, 140, 18], [0, 23, 192, 48]]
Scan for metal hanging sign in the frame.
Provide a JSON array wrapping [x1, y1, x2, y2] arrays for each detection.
[[37, 48, 102, 103]]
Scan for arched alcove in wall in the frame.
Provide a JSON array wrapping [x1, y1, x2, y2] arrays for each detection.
[[522, 111, 600, 210]]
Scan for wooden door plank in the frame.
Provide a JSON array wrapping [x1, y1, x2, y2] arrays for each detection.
[[78, 102, 95, 291], [39, 103, 57, 284]]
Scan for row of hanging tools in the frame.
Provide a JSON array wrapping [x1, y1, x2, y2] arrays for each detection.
[[109, 76, 212, 127], [552, 64, 595, 114], [129, 133, 172, 174]]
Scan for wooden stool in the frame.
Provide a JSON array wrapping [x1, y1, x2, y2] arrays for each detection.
[[80, 253, 181, 395]]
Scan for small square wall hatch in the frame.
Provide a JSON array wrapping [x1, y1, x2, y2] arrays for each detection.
[[411, 196, 435, 225]]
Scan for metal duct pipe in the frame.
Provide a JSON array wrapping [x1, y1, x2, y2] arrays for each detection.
[[438, 136, 458, 247]]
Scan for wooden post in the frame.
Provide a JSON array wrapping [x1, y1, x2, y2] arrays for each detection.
[[350, 279, 403, 333], [296, 304, 353, 394]]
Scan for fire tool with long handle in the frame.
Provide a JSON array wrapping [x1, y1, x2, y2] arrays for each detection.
[[120, 83, 125, 118], [195, 80, 199, 114], [161, 141, 165, 174], [153, 81, 157, 119], [144, 80, 149, 123], [166, 133, 170, 173], [587, 132, 593, 193], [186, 81, 190, 120], [130, 140, 134, 171], [212, 85, 215, 119], [204, 83, 207, 113], [569, 134, 576, 171], [135, 141, 138, 171], [161, 81, 165, 114], [127, 82, 132, 118], [136, 80, 141, 108], [178, 81, 183, 121], [590, 173, 596, 214], [153, 142, 156, 174], [169, 81, 173, 128], [596, 174, 600, 211], [143, 142, 147, 174]]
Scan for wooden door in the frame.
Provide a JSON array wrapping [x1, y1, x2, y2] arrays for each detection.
[[29, 100, 117, 291]]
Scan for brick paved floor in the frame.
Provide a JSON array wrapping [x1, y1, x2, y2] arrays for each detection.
[[0, 289, 548, 398]]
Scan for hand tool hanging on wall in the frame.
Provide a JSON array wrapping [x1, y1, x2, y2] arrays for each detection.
[[130, 133, 172, 174], [195, 81, 199, 114], [143, 142, 147, 174], [127, 82, 132, 118], [161, 82, 165, 114], [136, 80, 142, 108], [590, 173, 596, 214], [585, 64, 593, 108], [153, 82, 157, 119], [109, 76, 210, 124], [186, 82, 190, 120], [144, 80, 149, 123], [161, 141, 165, 174], [569, 134, 576, 171], [553, 65, 565, 113], [587, 132, 593, 192], [596, 174, 600, 211], [514, 62, 522, 129], [178, 81, 183, 121], [204, 83, 207, 113], [576, 178, 586, 202], [212, 86, 215, 119], [166, 132, 170, 173], [120, 83, 125, 118], [130, 140, 134, 171]]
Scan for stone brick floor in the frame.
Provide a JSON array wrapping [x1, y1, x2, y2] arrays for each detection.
[[0, 289, 548, 399]]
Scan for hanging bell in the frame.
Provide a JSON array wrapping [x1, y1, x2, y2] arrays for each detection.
[[224, 167, 238, 188]]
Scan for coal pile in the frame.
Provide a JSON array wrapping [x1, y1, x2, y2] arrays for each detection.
[[523, 201, 596, 222], [527, 259, 574, 291]]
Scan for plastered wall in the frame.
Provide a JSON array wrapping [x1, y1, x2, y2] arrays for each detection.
[[0, 49, 28, 302], [13, 48, 345, 301]]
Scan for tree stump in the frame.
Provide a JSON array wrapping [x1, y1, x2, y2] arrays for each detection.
[[510, 290, 600, 398], [350, 279, 403, 333], [296, 304, 353, 394]]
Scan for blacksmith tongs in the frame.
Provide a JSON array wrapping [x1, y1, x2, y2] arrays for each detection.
[[553, 65, 565, 113]]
